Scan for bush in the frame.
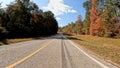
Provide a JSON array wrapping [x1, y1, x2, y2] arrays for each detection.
[[0, 27, 8, 40], [104, 31, 116, 38]]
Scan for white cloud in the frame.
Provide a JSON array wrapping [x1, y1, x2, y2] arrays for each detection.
[[43, 0, 77, 16], [56, 17, 62, 21], [70, 10, 76, 13]]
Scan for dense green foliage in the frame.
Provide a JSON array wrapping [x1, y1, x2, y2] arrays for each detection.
[[0, 0, 58, 40]]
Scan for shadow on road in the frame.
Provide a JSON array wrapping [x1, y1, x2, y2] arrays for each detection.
[[66, 36, 83, 41], [34, 33, 83, 41]]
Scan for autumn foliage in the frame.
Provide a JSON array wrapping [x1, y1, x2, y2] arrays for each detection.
[[90, 0, 104, 36], [60, 0, 120, 38]]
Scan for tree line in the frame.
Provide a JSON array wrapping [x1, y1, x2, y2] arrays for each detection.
[[60, 0, 120, 38], [59, 15, 84, 35], [0, 0, 58, 40]]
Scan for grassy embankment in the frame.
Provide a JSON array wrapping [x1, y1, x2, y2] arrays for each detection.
[[65, 34, 120, 66], [0, 38, 33, 45], [0, 34, 55, 46]]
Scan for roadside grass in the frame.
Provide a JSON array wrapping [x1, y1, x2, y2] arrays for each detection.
[[0, 42, 4, 45], [0, 38, 33, 45], [65, 35, 120, 66], [7, 38, 33, 43], [0, 34, 55, 46]]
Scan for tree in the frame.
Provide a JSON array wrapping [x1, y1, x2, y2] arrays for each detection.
[[100, 0, 120, 37], [83, 0, 91, 34], [88, 0, 120, 37], [43, 11, 58, 35], [61, 15, 83, 35], [90, 0, 105, 37], [0, 0, 58, 39], [0, 4, 8, 40], [75, 15, 83, 34]]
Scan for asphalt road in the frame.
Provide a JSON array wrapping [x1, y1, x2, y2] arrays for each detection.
[[0, 34, 118, 68]]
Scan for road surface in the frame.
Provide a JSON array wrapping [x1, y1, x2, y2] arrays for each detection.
[[0, 34, 118, 68]]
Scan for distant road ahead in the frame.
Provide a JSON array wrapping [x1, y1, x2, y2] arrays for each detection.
[[0, 34, 118, 68]]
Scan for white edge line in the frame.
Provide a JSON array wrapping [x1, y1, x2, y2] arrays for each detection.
[[62, 35, 109, 68]]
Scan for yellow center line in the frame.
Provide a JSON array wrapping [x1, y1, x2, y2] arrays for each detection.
[[6, 40, 54, 68]]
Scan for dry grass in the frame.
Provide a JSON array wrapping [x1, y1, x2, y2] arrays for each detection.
[[7, 38, 33, 44], [66, 35, 120, 66], [0, 38, 33, 45]]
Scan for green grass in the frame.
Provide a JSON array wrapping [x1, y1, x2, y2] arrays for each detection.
[[66, 35, 120, 66]]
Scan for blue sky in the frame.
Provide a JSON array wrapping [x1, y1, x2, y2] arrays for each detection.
[[0, 0, 87, 27]]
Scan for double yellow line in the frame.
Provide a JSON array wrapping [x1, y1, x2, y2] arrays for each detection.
[[6, 40, 54, 68]]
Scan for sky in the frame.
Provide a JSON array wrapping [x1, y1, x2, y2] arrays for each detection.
[[0, 0, 87, 27]]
